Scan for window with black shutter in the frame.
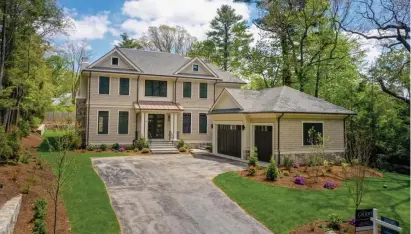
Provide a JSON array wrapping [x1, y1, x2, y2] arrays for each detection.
[[183, 82, 191, 98], [99, 77, 110, 94], [98, 111, 109, 134], [183, 113, 191, 133], [199, 113, 207, 133], [303, 122, 323, 145], [199, 83, 207, 98], [118, 111, 129, 134], [145, 80, 167, 97], [119, 78, 130, 95]]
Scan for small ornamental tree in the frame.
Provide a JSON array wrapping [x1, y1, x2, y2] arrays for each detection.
[[265, 157, 279, 181], [248, 147, 259, 167], [308, 127, 329, 183]]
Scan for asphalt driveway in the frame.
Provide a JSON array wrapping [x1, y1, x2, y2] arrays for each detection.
[[92, 154, 272, 234]]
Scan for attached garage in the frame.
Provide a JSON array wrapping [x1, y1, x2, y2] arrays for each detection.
[[217, 124, 242, 158]]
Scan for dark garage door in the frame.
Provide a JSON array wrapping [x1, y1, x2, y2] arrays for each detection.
[[218, 124, 241, 158], [254, 125, 273, 162]]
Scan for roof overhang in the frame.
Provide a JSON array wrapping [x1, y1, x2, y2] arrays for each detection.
[[134, 101, 184, 111]]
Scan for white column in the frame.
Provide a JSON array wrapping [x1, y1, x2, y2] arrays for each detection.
[[140, 112, 145, 138], [170, 113, 174, 141], [144, 112, 149, 139], [173, 113, 178, 140]]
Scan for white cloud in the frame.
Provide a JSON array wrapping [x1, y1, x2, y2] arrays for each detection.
[[111, 40, 120, 46], [63, 11, 117, 40], [120, 0, 251, 40]]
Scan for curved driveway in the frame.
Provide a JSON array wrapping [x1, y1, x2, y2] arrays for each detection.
[[92, 154, 272, 234]]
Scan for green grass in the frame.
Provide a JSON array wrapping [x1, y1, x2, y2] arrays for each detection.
[[38, 131, 127, 234], [214, 172, 410, 234]]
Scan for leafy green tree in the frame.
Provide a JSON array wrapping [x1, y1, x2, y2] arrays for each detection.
[[117, 33, 142, 49], [206, 5, 252, 71], [46, 55, 72, 98], [187, 40, 217, 62]]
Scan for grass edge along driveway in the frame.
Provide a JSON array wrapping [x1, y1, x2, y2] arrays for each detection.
[[213, 171, 410, 234], [38, 131, 127, 234]]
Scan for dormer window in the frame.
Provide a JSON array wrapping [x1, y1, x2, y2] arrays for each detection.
[[193, 64, 199, 72], [111, 57, 119, 66]]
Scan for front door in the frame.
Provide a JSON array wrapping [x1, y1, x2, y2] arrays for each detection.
[[148, 114, 164, 139]]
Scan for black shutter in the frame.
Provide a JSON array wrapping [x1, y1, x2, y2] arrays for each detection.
[[200, 83, 207, 98], [99, 77, 110, 94], [183, 113, 191, 133], [118, 111, 129, 134], [303, 122, 323, 145], [183, 82, 191, 98], [119, 78, 130, 95], [98, 111, 109, 134], [199, 113, 207, 133]]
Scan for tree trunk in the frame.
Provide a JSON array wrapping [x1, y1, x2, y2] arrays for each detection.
[[0, 1, 7, 90], [54, 186, 59, 234], [314, 54, 321, 97], [223, 25, 229, 71], [280, 34, 292, 86]]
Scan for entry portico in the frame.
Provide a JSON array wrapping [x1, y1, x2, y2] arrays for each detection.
[[135, 101, 183, 141]]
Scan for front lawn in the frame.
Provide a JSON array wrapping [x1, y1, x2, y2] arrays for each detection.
[[214, 171, 410, 234], [38, 131, 127, 234]]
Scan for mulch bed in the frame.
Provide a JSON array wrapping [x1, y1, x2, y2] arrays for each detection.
[[238, 165, 383, 190], [0, 133, 71, 234], [289, 219, 373, 234]]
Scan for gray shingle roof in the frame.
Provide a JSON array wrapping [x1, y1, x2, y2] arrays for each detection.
[[116, 48, 245, 83], [211, 86, 355, 115]]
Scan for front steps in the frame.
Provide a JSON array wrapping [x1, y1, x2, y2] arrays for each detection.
[[148, 140, 179, 154]]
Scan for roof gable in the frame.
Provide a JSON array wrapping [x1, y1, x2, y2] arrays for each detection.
[[210, 89, 243, 111], [174, 57, 218, 78], [88, 48, 142, 72]]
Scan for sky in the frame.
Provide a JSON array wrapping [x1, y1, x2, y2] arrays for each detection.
[[55, 0, 380, 64]]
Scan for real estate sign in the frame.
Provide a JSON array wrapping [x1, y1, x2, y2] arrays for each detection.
[[381, 216, 400, 234], [355, 209, 373, 231]]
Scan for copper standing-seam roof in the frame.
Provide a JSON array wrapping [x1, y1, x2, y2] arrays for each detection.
[[135, 101, 184, 111]]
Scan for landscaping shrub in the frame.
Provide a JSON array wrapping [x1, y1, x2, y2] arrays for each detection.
[[176, 139, 185, 148], [293, 162, 300, 168], [22, 183, 31, 194], [282, 170, 290, 176], [135, 137, 148, 150], [0, 126, 21, 163], [248, 165, 256, 176], [248, 147, 259, 167], [112, 143, 120, 150], [86, 145, 95, 151], [324, 181, 336, 189], [33, 199, 47, 234], [324, 160, 333, 172], [142, 148, 150, 153], [118, 145, 126, 152], [327, 214, 342, 230], [265, 157, 279, 181], [126, 145, 135, 150], [294, 176, 305, 185], [19, 119, 31, 137], [65, 130, 81, 149], [0, 183, 4, 188], [284, 157, 293, 170], [100, 144, 108, 151], [179, 146, 187, 152], [21, 155, 29, 164]]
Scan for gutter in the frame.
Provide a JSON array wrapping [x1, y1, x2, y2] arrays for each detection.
[[86, 71, 91, 146], [135, 75, 140, 141], [343, 115, 350, 149], [208, 111, 357, 116], [277, 113, 285, 165]]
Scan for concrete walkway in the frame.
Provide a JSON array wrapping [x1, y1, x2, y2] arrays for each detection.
[[92, 154, 273, 234]]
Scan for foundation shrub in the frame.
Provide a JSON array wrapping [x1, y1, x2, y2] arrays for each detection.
[[265, 157, 279, 181]]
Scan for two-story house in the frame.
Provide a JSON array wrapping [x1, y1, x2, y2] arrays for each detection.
[[77, 47, 355, 164], [76, 47, 245, 150]]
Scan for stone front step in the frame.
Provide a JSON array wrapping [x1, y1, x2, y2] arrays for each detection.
[[150, 148, 179, 154]]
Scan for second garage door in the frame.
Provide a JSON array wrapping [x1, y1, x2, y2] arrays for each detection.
[[254, 125, 273, 162], [217, 124, 241, 158]]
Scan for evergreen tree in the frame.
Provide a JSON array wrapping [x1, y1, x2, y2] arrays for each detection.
[[118, 33, 142, 49]]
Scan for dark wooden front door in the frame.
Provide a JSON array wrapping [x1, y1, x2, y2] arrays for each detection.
[[217, 124, 241, 158], [254, 125, 273, 162], [148, 114, 164, 139]]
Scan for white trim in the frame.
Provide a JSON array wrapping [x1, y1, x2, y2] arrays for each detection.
[[209, 88, 243, 111], [97, 110, 110, 135], [117, 110, 130, 135], [198, 82, 208, 99], [198, 113, 208, 134], [88, 48, 142, 71], [111, 56, 119, 66], [174, 57, 218, 78], [182, 112, 192, 134], [98, 76, 111, 95], [280, 150, 345, 154], [182, 81, 192, 98], [250, 123, 275, 157], [301, 121, 325, 146], [118, 77, 131, 96]]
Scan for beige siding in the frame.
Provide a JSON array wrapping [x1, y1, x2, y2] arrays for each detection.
[[178, 110, 212, 143], [89, 75, 137, 106], [175, 79, 214, 108], [179, 62, 213, 76], [95, 51, 135, 70], [88, 106, 136, 145], [279, 117, 345, 153]]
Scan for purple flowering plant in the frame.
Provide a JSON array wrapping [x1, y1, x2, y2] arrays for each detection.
[[324, 181, 336, 189], [350, 218, 356, 225], [293, 162, 300, 168], [294, 176, 305, 185]]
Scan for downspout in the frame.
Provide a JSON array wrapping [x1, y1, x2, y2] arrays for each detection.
[[213, 80, 218, 102], [135, 75, 140, 141], [343, 115, 350, 150], [174, 77, 179, 103], [277, 113, 285, 165], [86, 71, 91, 146]]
